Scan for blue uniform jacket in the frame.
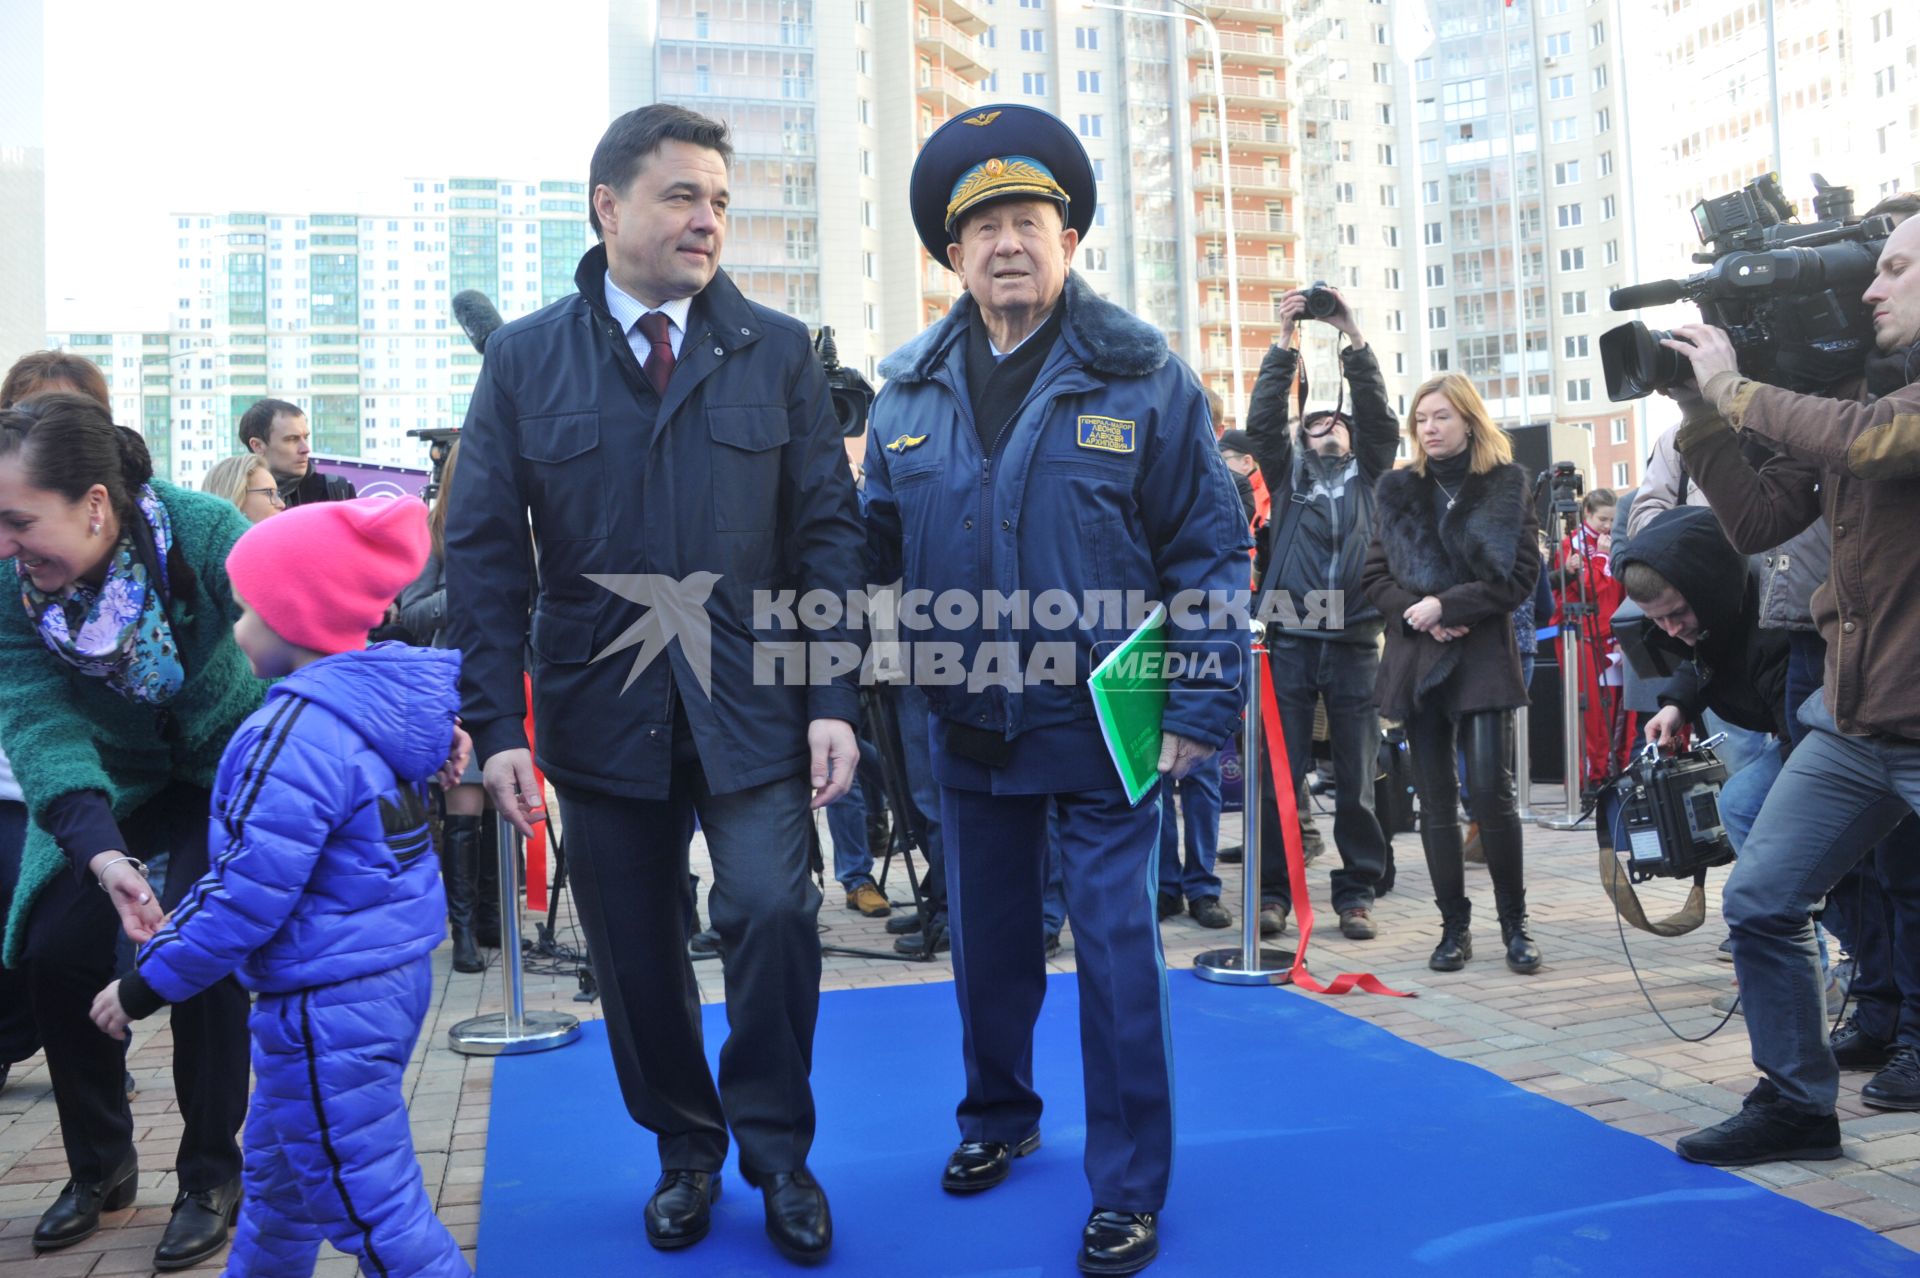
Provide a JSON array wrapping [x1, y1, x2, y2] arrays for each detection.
[[445, 244, 866, 800], [122, 644, 459, 1012], [863, 274, 1250, 780]]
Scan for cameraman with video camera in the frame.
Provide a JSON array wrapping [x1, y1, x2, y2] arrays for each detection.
[[1242, 283, 1399, 941], [1660, 207, 1920, 1166]]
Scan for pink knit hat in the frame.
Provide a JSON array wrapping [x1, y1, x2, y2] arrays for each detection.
[[227, 497, 431, 656]]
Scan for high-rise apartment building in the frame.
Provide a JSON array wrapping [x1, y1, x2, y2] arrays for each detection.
[[0, 0, 48, 366], [53, 178, 591, 486]]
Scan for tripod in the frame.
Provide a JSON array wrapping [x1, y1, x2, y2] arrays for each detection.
[[819, 682, 942, 962]]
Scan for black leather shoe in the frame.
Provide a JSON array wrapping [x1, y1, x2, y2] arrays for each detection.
[[886, 913, 923, 935], [1258, 905, 1287, 937], [688, 928, 722, 959], [34, 1152, 137, 1252], [941, 1130, 1041, 1193], [1188, 896, 1232, 929], [745, 1167, 831, 1265], [1155, 892, 1182, 921], [1216, 843, 1244, 865], [155, 1176, 242, 1271], [895, 921, 950, 956], [1832, 1017, 1896, 1071], [1863, 1045, 1920, 1111], [645, 1170, 720, 1250], [1079, 1208, 1158, 1275]]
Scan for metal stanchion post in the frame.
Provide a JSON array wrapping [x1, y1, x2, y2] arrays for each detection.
[[1196, 633, 1293, 984], [1514, 703, 1536, 822], [1541, 618, 1589, 829], [450, 818, 582, 1056]]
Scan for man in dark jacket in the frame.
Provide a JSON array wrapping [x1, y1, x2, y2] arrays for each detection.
[[1611, 507, 1792, 748], [238, 398, 357, 508], [1242, 286, 1398, 941], [1661, 209, 1920, 1167], [444, 105, 864, 1263]]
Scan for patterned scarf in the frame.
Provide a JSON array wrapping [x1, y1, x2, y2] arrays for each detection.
[[21, 485, 184, 706]]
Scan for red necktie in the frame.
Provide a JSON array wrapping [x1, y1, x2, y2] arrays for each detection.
[[637, 311, 675, 397]]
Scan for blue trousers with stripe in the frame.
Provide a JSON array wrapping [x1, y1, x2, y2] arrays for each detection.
[[225, 955, 467, 1277], [943, 781, 1174, 1213]]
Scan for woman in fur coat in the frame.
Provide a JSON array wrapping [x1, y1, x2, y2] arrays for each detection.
[[1361, 374, 1543, 974]]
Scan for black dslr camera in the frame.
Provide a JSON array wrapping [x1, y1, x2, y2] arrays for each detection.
[[1602, 173, 1894, 400], [1608, 737, 1736, 883], [1303, 280, 1341, 320]]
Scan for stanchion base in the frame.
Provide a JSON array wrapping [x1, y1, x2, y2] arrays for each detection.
[[1192, 947, 1295, 985], [1537, 815, 1591, 831], [449, 1010, 582, 1057]]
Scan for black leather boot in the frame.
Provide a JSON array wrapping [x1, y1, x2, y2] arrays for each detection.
[[442, 814, 484, 974], [475, 808, 502, 949], [34, 1151, 137, 1251], [1429, 899, 1472, 972], [1495, 888, 1544, 974]]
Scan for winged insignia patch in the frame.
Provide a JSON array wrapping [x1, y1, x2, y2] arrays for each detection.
[[885, 433, 930, 453]]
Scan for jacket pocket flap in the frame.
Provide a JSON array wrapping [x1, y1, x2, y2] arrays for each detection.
[[707, 405, 789, 452], [529, 609, 596, 664], [519, 412, 600, 463]]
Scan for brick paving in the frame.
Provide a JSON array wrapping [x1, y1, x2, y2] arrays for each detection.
[[3, 782, 1917, 1274]]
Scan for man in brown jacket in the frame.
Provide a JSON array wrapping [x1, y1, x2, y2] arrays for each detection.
[[1660, 210, 1920, 1167]]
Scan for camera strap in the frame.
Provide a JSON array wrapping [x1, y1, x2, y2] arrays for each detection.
[[1599, 850, 1710, 936]]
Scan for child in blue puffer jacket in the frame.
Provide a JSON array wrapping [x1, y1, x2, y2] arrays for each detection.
[[90, 496, 471, 1277]]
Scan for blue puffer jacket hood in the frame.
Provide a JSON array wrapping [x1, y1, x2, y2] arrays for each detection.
[[124, 643, 460, 1007]]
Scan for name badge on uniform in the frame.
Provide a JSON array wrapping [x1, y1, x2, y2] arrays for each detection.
[[1076, 415, 1136, 454]]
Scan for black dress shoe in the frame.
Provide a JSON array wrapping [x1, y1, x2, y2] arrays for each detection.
[[1216, 843, 1244, 865], [1863, 1045, 1920, 1111], [1079, 1208, 1158, 1275], [645, 1170, 720, 1250], [1675, 1080, 1841, 1166], [155, 1176, 242, 1271], [688, 928, 722, 959], [1832, 1017, 1896, 1071], [941, 1130, 1041, 1193], [34, 1151, 138, 1252], [886, 913, 923, 935], [895, 923, 950, 956], [744, 1167, 831, 1265], [1188, 896, 1232, 929], [1155, 892, 1182, 921]]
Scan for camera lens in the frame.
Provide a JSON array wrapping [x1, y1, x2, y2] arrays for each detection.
[[1304, 281, 1338, 319], [1599, 321, 1686, 401]]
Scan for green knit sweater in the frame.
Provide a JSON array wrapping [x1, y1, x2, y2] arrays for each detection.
[[0, 481, 263, 965]]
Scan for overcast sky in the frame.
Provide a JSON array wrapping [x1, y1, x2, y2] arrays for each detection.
[[38, 0, 610, 330]]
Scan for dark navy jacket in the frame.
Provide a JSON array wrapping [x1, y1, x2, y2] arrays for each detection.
[[445, 245, 866, 799], [863, 274, 1250, 789], [122, 644, 458, 1010]]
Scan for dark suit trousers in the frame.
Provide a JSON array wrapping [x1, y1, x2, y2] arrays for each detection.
[[942, 782, 1173, 1213], [556, 768, 823, 1174], [24, 785, 248, 1189]]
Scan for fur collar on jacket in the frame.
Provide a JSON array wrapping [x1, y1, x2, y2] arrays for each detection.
[[879, 271, 1166, 384], [1374, 461, 1531, 594]]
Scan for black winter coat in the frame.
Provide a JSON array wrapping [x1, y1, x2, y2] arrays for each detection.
[[1362, 461, 1539, 721], [444, 245, 866, 799]]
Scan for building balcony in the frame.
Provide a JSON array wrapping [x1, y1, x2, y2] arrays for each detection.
[[918, 65, 981, 114], [1196, 256, 1297, 285], [916, 14, 986, 77], [1191, 116, 1293, 152], [1191, 72, 1287, 105], [921, 0, 990, 36], [1199, 29, 1289, 67], [1193, 164, 1296, 196], [1196, 1, 1287, 20], [1200, 347, 1283, 375], [1196, 208, 1296, 238], [1199, 301, 1286, 329]]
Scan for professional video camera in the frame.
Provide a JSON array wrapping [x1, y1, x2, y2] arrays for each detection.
[[814, 326, 876, 437], [1601, 173, 1895, 400]]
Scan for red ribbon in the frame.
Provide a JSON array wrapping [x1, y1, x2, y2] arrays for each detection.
[[1256, 648, 1415, 998]]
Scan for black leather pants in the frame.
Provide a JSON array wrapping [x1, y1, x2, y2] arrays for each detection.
[[1406, 708, 1528, 922]]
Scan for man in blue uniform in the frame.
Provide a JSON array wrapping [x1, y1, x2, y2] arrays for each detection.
[[863, 105, 1249, 1276]]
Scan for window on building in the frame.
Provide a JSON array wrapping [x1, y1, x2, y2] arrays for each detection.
[[1562, 291, 1588, 315], [1548, 74, 1574, 99], [1871, 9, 1893, 40], [1426, 264, 1446, 286], [1428, 306, 1448, 329], [1590, 21, 1606, 46], [1077, 70, 1100, 93], [1424, 221, 1444, 244], [1020, 28, 1046, 51], [1423, 179, 1441, 203], [1335, 181, 1356, 202], [1551, 116, 1579, 143], [1385, 267, 1403, 288], [1384, 225, 1401, 247], [1023, 71, 1047, 94], [1601, 195, 1617, 219], [1592, 65, 1608, 90], [1611, 419, 1629, 445], [1545, 32, 1571, 56], [1075, 25, 1099, 49], [1560, 247, 1586, 270], [1557, 203, 1583, 227], [1378, 143, 1397, 165], [1595, 106, 1612, 132], [1373, 62, 1392, 84], [1078, 114, 1103, 137], [1565, 334, 1591, 358], [1613, 460, 1630, 487], [1567, 378, 1592, 401], [1554, 160, 1581, 185], [1082, 247, 1108, 270]]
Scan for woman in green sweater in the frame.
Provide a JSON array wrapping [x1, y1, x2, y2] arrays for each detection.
[[0, 393, 264, 1268]]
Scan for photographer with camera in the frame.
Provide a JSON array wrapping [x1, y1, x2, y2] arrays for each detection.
[[1241, 284, 1398, 941], [1658, 208, 1920, 1165]]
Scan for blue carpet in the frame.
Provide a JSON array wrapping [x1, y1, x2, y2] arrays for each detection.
[[481, 974, 1920, 1276]]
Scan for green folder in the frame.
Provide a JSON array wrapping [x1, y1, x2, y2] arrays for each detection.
[[1089, 603, 1169, 806]]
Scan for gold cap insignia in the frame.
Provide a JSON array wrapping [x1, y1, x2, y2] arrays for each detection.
[[963, 110, 1003, 127]]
